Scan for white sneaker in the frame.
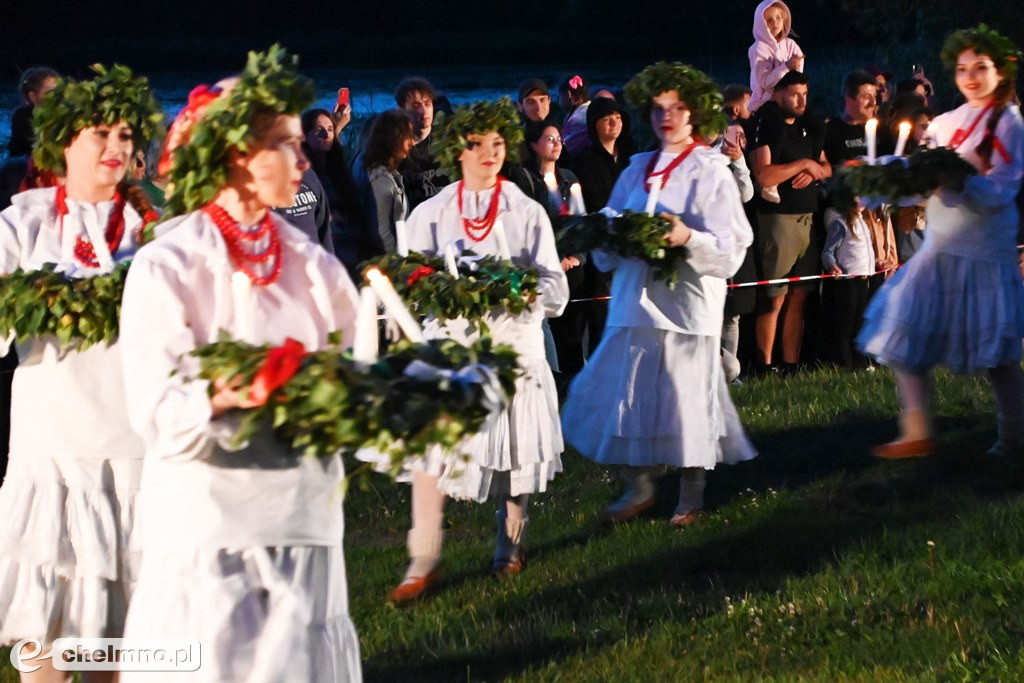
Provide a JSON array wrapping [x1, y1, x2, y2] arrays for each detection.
[[760, 185, 781, 203]]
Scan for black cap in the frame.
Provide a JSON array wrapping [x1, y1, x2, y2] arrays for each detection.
[[518, 78, 549, 102]]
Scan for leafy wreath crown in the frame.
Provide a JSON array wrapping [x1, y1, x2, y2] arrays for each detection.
[[32, 64, 165, 175], [623, 61, 727, 140], [430, 98, 524, 181], [164, 45, 315, 215], [941, 24, 1021, 84]]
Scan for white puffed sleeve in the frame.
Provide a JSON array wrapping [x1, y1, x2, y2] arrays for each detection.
[[119, 254, 227, 461], [961, 110, 1024, 212], [0, 209, 23, 356], [686, 160, 755, 279], [406, 199, 442, 254]]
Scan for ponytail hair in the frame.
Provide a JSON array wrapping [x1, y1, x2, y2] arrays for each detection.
[[120, 181, 161, 244]]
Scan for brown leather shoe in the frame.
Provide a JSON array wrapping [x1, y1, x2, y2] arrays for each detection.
[[389, 565, 441, 603], [492, 547, 526, 576], [669, 510, 702, 527], [872, 438, 934, 460], [600, 496, 655, 524]]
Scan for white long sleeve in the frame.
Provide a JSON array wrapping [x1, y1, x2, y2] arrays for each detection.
[[119, 210, 359, 550], [925, 103, 1023, 263], [0, 187, 146, 459], [598, 147, 754, 335]]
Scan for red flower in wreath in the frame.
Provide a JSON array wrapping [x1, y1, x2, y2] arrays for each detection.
[[249, 337, 307, 406], [406, 265, 435, 287]]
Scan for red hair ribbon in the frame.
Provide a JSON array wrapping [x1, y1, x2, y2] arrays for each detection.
[[248, 338, 307, 406], [568, 75, 584, 91], [156, 84, 224, 177]]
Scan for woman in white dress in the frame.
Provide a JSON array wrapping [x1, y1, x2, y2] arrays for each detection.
[[383, 99, 568, 602], [858, 26, 1024, 459], [118, 48, 362, 682], [561, 62, 757, 526], [0, 65, 162, 683]]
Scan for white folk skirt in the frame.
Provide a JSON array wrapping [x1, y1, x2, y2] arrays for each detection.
[[0, 455, 141, 645], [121, 544, 361, 682], [562, 327, 756, 469]]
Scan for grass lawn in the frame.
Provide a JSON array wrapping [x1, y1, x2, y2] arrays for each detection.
[[4, 366, 1024, 681], [346, 366, 1024, 681]]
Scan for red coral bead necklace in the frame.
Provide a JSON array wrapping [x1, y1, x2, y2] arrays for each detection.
[[203, 202, 283, 286], [54, 185, 127, 268], [458, 176, 503, 242]]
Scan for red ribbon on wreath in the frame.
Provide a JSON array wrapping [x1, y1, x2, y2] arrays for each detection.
[[406, 265, 435, 287], [157, 84, 225, 177], [248, 337, 307, 406]]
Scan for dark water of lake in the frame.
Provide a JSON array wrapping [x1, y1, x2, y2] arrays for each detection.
[[0, 51, 910, 155], [0, 60, 763, 155]]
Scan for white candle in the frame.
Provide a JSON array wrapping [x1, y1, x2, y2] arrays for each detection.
[[493, 219, 512, 260], [365, 268, 425, 342], [444, 242, 460, 278], [569, 183, 586, 215], [645, 177, 662, 216], [351, 287, 379, 363], [231, 271, 254, 339], [865, 118, 878, 164], [395, 219, 409, 257], [893, 121, 912, 157], [543, 172, 563, 212]]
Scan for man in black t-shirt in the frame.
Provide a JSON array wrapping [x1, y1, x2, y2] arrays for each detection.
[[395, 77, 451, 212], [750, 70, 831, 374], [823, 69, 878, 166]]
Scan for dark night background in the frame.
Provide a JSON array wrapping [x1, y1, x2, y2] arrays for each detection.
[[2, 1, 1023, 82]]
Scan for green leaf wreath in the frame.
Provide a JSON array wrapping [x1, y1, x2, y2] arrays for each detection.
[[32, 64, 166, 175], [556, 210, 690, 287], [190, 335, 520, 469], [164, 45, 315, 215], [0, 262, 129, 350], [623, 61, 728, 141], [361, 251, 540, 324], [829, 147, 977, 213], [941, 24, 1021, 82], [431, 98, 524, 181]]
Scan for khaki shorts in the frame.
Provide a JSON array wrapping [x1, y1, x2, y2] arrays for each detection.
[[756, 212, 817, 298]]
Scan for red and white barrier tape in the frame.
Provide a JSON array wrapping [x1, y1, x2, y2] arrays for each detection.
[[566, 267, 899, 304]]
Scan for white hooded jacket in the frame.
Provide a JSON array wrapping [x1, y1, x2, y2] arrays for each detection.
[[748, 0, 804, 111]]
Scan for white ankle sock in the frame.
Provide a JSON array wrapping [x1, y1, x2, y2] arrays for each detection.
[[674, 467, 706, 516], [404, 526, 443, 579], [610, 466, 654, 510], [404, 472, 446, 580]]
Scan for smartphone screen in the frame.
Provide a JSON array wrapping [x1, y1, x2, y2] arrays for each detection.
[[337, 87, 350, 108]]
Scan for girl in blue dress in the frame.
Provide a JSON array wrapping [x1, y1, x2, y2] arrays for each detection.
[[858, 25, 1024, 458]]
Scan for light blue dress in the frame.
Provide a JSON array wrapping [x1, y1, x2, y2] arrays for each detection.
[[858, 103, 1024, 373]]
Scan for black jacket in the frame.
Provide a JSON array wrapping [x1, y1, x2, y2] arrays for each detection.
[[568, 97, 633, 212]]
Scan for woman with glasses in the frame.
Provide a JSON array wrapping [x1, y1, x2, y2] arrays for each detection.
[[518, 121, 590, 383]]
